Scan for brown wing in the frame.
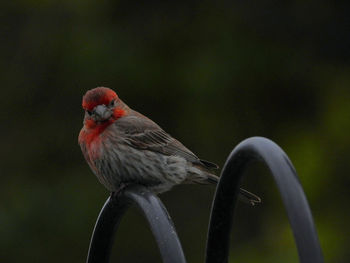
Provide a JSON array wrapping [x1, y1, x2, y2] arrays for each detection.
[[113, 112, 218, 170]]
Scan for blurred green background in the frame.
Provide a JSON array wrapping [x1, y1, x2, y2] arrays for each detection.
[[1, 1, 350, 262]]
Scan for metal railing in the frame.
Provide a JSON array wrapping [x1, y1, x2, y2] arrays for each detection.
[[86, 137, 324, 263]]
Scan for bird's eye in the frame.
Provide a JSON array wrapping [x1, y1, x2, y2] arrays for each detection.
[[87, 110, 92, 116], [109, 100, 115, 107]]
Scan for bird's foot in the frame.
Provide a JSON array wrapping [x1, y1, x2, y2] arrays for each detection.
[[110, 183, 130, 201]]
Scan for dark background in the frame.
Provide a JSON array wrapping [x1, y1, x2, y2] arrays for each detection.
[[1, 1, 350, 262]]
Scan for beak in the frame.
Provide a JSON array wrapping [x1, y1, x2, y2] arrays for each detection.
[[93, 105, 112, 121]]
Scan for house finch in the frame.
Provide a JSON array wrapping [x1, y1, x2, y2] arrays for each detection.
[[78, 87, 260, 205]]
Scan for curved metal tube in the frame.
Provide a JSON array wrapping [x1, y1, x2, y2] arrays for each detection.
[[86, 185, 186, 263], [205, 137, 324, 263]]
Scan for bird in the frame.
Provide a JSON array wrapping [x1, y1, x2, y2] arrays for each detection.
[[78, 87, 261, 205]]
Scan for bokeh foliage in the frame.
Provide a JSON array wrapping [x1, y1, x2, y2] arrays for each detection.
[[1, 1, 350, 262]]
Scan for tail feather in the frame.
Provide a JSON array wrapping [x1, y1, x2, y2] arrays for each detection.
[[206, 173, 220, 184], [238, 188, 261, 206], [205, 174, 261, 206], [199, 159, 219, 170]]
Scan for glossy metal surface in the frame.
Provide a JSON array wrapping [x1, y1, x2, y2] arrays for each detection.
[[205, 137, 323, 263], [86, 185, 186, 263]]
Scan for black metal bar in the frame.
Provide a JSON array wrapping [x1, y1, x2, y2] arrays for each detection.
[[205, 136, 324, 263], [87, 185, 186, 263]]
